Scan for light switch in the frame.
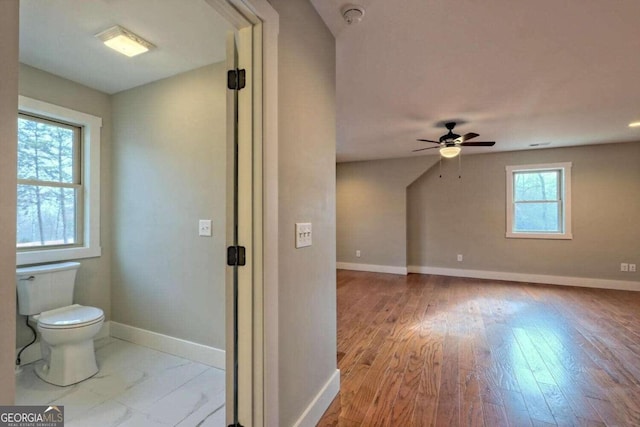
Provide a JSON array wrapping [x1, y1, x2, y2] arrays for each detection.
[[295, 223, 312, 248], [199, 219, 212, 237]]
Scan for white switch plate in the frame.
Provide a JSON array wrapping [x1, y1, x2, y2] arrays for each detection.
[[457, 254, 463, 262], [621, 263, 629, 272], [199, 219, 212, 237], [295, 223, 312, 248], [630, 264, 637, 272]]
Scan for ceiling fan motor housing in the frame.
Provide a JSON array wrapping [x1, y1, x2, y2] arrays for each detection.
[[440, 132, 460, 143], [440, 122, 460, 143]]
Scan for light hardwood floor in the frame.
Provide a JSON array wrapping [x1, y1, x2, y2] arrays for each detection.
[[317, 270, 640, 427]]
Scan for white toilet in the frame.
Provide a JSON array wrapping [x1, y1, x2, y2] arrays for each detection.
[[16, 262, 105, 386]]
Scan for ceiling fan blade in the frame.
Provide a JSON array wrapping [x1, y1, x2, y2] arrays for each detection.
[[417, 138, 440, 144], [412, 146, 440, 152], [458, 132, 479, 142], [460, 141, 495, 147]]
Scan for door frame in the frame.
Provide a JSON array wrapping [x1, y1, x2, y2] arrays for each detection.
[[206, 1, 278, 426]]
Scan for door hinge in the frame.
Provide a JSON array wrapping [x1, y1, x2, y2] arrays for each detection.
[[227, 69, 246, 90], [227, 246, 246, 266]]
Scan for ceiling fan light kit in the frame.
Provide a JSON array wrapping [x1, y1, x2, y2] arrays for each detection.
[[439, 146, 461, 158]]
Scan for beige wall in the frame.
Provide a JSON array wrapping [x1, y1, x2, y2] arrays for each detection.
[[268, 0, 338, 424], [16, 65, 113, 348], [0, 0, 19, 405], [337, 157, 437, 267], [337, 143, 640, 282], [111, 63, 227, 348], [407, 142, 640, 280]]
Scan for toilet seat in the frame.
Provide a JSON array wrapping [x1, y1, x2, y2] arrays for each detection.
[[37, 304, 104, 330]]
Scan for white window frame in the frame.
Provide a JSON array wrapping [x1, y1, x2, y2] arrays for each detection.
[[17, 96, 102, 265], [506, 162, 572, 240]]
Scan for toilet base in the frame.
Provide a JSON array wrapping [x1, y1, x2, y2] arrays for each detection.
[[35, 339, 99, 386]]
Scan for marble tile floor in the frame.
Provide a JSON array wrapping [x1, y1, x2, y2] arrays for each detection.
[[15, 337, 226, 427]]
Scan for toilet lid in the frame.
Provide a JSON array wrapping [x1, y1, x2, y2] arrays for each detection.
[[38, 304, 104, 329]]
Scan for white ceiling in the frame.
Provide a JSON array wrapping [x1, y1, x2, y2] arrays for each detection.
[[20, 0, 232, 94], [19, 0, 640, 162], [310, 0, 640, 162]]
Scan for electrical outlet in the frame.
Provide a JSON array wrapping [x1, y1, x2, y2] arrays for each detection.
[[457, 254, 463, 262], [295, 223, 312, 248], [621, 263, 629, 272], [630, 264, 637, 272], [356, 250, 361, 257], [198, 219, 212, 237]]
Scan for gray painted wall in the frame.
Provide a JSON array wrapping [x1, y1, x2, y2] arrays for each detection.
[[0, 0, 19, 405], [111, 63, 227, 349], [407, 142, 640, 280], [337, 157, 437, 267], [337, 143, 640, 282], [268, 0, 338, 424], [16, 64, 113, 348]]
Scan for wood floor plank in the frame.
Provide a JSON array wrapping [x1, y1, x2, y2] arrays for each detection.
[[337, 363, 371, 413], [319, 271, 640, 427], [575, 418, 605, 427], [511, 327, 557, 385], [586, 396, 629, 427], [434, 321, 460, 426], [459, 369, 484, 427], [538, 382, 580, 426], [411, 317, 444, 425], [482, 402, 509, 427], [340, 338, 398, 423], [360, 290, 425, 426], [499, 388, 531, 426], [390, 291, 440, 425]]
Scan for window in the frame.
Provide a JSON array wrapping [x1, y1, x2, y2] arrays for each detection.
[[506, 162, 572, 239], [17, 96, 102, 265], [18, 113, 81, 248]]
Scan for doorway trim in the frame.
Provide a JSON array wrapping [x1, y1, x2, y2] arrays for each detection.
[[206, 1, 278, 426]]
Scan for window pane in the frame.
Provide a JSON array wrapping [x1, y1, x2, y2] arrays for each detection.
[[514, 171, 559, 201], [18, 116, 76, 183], [514, 202, 560, 232], [17, 185, 77, 247]]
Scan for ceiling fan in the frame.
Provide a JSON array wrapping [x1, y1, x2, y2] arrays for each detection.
[[413, 122, 495, 158]]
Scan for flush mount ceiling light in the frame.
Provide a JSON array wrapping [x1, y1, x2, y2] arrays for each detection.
[[95, 25, 155, 57], [629, 121, 640, 128], [439, 146, 461, 158]]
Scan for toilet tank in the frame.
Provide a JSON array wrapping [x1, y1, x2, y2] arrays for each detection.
[[16, 262, 81, 315]]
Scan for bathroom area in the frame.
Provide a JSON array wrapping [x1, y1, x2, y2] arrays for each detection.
[[14, 1, 234, 425]]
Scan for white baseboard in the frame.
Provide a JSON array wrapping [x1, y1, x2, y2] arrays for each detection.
[[337, 262, 407, 276], [16, 320, 111, 367], [293, 369, 340, 427], [16, 320, 224, 370], [408, 265, 640, 291], [110, 321, 225, 370]]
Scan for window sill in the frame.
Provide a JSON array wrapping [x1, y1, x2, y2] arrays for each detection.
[[17, 246, 102, 266], [506, 232, 572, 240]]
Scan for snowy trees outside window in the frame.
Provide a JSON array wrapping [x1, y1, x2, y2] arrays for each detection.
[[17, 114, 81, 248]]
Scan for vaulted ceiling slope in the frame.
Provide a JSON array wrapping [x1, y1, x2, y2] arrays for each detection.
[[311, 0, 640, 162]]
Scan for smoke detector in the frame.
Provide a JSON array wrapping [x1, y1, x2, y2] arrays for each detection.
[[342, 4, 365, 25]]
